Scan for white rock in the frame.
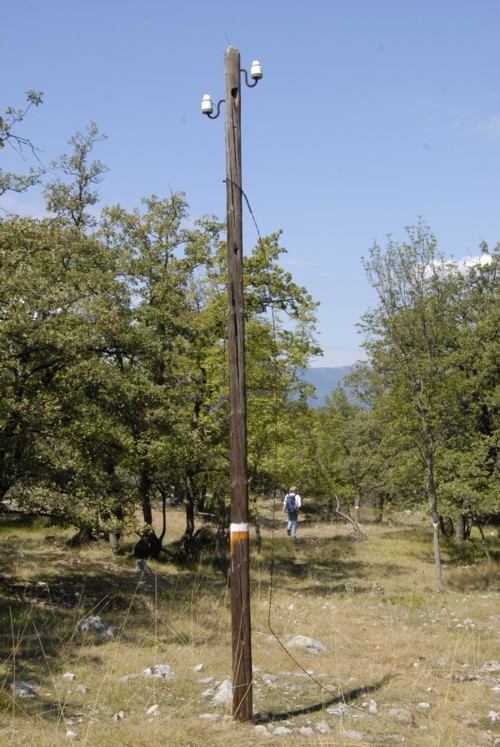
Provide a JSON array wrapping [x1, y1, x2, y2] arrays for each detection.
[[193, 664, 204, 672], [120, 673, 140, 682], [418, 702, 431, 709], [76, 684, 89, 694], [323, 684, 337, 693], [254, 725, 270, 736], [143, 664, 174, 680], [482, 661, 500, 673], [262, 674, 278, 684], [146, 704, 160, 715], [63, 673, 76, 681], [9, 681, 37, 699], [76, 615, 103, 632], [112, 710, 126, 721], [273, 726, 292, 735], [65, 732, 77, 739], [489, 710, 500, 722], [388, 708, 413, 724], [287, 635, 327, 654], [212, 678, 232, 706], [296, 726, 314, 736], [316, 721, 330, 733], [199, 713, 220, 721], [327, 704, 349, 715], [343, 731, 364, 741]]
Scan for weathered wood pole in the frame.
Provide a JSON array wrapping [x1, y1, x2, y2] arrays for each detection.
[[225, 45, 253, 722]]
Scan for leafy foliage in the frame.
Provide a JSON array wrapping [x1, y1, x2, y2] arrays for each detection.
[[0, 90, 44, 198], [0, 126, 321, 555]]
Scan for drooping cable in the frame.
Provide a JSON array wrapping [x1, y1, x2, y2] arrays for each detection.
[[230, 179, 344, 704]]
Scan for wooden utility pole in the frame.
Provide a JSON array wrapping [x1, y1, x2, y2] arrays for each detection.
[[225, 45, 253, 722], [202, 44, 260, 723]]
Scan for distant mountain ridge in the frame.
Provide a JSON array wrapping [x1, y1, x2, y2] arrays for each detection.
[[303, 366, 352, 406]]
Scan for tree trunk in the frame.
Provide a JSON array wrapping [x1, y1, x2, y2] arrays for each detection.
[[476, 522, 492, 563], [108, 531, 123, 554], [133, 528, 162, 559], [215, 523, 230, 585], [67, 525, 96, 547], [140, 470, 153, 526], [455, 514, 467, 542], [184, 477, 195, 539], [455, 514, 469, 542], [373, 494, 384, 523], [439, 515, 454, 537], [254, 511, 262, 554], [176, 473, 196, 561], [353, 489, 361, 526], [432, 521, 442, 591], [426, 454, 442, 591], [134, 470, 163, 558]]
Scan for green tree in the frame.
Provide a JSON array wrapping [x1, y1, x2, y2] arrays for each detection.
[[438, 246, 500, 543], [99, 194, 223, 556], [44, 122, 108, 229], [358, 221, 469, 590], [0, 215, 129, 516], [243, 233, 321, 494], [1, 119, 322, 562]]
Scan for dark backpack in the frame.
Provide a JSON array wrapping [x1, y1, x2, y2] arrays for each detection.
[[286, 493, 297, 512]]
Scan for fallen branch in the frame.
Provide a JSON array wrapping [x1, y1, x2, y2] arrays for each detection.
[[333, 495, 368, 540]]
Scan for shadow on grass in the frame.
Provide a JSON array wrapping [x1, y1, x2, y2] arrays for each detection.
[[442, 535, 500, 566], [379, 526, 432, 543], [252, 535, 409, 598], [0, 524, 229, 685], [253, 675, 392, 723]]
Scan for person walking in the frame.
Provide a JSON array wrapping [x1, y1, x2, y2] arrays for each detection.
[[282, 486, 301, 539]]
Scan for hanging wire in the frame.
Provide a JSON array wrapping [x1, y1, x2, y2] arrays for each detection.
[[225, 178, 346, 705], [223, 178, 262, 243]]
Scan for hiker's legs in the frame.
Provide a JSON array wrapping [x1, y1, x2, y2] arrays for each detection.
[[288, 511, 298, 538]]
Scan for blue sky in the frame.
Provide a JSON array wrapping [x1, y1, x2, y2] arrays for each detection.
[[3, 0, 500, 366]]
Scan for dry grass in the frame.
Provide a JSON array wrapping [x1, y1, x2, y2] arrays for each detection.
[[0, 506, 498, 746]]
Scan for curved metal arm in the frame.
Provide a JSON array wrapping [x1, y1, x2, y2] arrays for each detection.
[[241, 68, 259, 88], [205, 99, 225, 119]]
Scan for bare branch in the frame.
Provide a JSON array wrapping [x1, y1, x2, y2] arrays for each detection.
[[333, 494, 368, 540]]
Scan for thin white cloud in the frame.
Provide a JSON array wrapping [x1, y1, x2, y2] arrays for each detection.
[[453, 253, 493, 270], [424, 102, 500, 142], [429, 253, 493, 276]]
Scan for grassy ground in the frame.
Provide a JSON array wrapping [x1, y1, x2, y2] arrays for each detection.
[[0, 505, 498, 746]]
